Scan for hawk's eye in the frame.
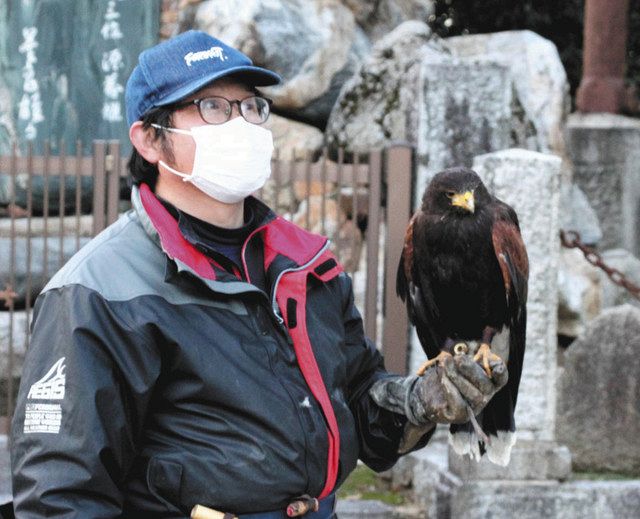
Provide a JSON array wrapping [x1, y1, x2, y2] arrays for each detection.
[[445, 191, 455, 198]]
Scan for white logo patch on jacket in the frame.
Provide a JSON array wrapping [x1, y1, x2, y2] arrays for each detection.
[[27, 357, 66, 400], [24, 357, 66, 434]]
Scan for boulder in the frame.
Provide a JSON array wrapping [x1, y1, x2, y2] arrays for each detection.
[[343, 0, 435, 41], [0, 311, 29, 379], [0, 214, 94, 238], [599, 249, 640, 309], [560, 183, 603, 246], [0, 236, 91, 307], [265, 114, 324, 160], [192, 0, 370, 126], [0, 174, 94, 216], [557, 305, 640, 474], [292, 195, 362, 271], [325, 20, 449, 151], [326, 22, 546, 195], [557, 248, 602, 338], [446, 30, 570, 158]]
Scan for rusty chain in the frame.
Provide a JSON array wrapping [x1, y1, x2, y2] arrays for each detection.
[[560, 230, 640, 301]]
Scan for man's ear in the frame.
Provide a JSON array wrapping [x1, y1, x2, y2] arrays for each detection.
[[129, 121, 162, 163]]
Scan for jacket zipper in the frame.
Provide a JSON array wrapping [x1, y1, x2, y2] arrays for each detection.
[[271, 241, 331, 324], [240, 222, 271, 285]]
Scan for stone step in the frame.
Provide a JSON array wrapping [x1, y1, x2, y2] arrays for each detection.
[[0, 436, 11, 506], [336, 499, 422, 518]]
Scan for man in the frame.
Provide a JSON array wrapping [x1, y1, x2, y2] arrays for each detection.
[[10, 31, 507, 518]]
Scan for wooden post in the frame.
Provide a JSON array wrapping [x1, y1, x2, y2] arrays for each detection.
[[576, 0, 631, 113], [383, 145, 413, 375]]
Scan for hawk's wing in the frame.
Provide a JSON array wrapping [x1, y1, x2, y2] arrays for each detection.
[[396, 213, 445, 360], [491, 201, 528, 408]]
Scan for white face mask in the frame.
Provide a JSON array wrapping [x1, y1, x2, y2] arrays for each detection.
[[153, 117, 274, 204]]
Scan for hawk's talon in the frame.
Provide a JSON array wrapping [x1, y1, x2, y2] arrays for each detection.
[[416, 351, 452, 376], [473, 343, 502, 378]]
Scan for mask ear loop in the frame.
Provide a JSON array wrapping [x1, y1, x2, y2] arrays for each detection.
[[149, 124, 194, 182], [158, 160, 192, 182]]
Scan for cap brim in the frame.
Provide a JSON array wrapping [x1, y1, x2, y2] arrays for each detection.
[[156, 65, 282, 107]]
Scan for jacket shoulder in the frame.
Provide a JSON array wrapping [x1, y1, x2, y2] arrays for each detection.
[[43, 211, 164, 300]]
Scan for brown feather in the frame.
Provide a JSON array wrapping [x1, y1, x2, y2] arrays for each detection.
[[403, 213, 417, 284]]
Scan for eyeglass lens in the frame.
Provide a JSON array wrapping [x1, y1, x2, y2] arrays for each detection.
[[199, 96, 270, 125]]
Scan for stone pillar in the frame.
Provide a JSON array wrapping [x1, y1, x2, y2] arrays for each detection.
[[475, 149, 561, 441], [576, 0, 630, 113], [448, 149, 571, 518], [565, 112, 640, 254], [414, 58, 515, 207]]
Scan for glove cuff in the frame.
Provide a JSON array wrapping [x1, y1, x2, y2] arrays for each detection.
[[369, 375, 426, 426]]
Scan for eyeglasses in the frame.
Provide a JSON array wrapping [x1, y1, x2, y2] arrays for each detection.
[[171, 95, 272, 125]]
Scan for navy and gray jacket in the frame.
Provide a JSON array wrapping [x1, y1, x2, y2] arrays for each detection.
[[10, 184, 432, 517]]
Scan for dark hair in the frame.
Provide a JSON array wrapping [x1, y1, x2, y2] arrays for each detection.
[[127, 106, 175, 191]]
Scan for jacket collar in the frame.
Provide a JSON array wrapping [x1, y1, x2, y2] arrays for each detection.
[[131, 184, 329, 283]]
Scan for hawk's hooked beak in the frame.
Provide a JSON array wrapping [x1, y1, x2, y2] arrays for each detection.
[[450, 191, 475, 213]]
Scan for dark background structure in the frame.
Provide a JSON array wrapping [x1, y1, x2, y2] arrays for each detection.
[[430, 0, 640, 105]]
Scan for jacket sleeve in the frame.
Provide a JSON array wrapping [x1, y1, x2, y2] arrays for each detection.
[[10, 285, 161, 518], [339, 274, 434, 472]]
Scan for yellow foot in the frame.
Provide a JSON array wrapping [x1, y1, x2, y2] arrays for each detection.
[[416, 351, 452, 376], [473, 343, 503, 378]]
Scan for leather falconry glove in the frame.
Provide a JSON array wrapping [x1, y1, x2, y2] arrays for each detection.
[[369, 354, 508, 451]]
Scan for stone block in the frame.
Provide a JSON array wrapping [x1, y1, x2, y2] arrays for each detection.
[[565, 112, 640, 254], [450, 479, 640, 519], [473, 149, 561, 439], [415, 58, 515, 196], [448, 440, 571, 481], [560, 183, 602, 246], [557, 305, 640, 473], [335, 499, 398, 519], [446, 30, 570, 159], [599, 249, 640, 310], [557, 248, 602, 338]]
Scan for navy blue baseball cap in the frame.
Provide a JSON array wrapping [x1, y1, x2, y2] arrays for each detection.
[[125, 30, 282, 126]]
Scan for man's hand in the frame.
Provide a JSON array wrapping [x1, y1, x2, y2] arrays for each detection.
[[369, 353, 508, 426], [411, 354, 507, 424]]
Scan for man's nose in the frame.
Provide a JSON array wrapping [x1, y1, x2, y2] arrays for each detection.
[[228, 100, 242, 120]]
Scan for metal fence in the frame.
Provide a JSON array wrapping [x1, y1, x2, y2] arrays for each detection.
[[0, 140, 414, 434]]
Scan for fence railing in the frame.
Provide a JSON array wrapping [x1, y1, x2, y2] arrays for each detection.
[[0, 140, 414, 434]]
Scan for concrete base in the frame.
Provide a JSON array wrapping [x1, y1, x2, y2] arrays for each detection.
[[450, 479, 640, 519], [449, 440, 572, 481], [0, 436, 10, 505], [389, 432, 640, 518], [388, 428, 461, 518], [336, 499, 422, 519]]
